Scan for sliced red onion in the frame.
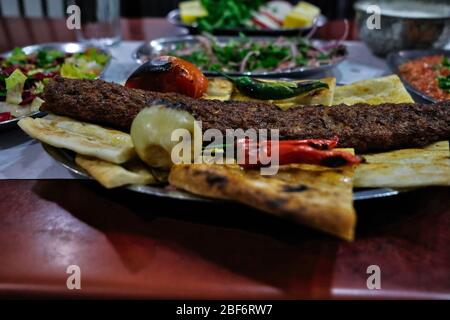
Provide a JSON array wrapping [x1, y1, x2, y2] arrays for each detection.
[[240, 51, 258, 73], [304, 22, 319, 40], [196, 35, 218, 63], [276, 60, 296, 71]]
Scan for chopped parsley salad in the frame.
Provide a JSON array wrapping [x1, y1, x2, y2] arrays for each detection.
[[0, 47, 109, 122], [164, 35, 347, 74]]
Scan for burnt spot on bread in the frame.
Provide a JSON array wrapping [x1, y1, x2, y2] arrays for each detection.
[[282, 184, 309, 193], [204, 173, 229, 188], [320, 156, 349, 167]]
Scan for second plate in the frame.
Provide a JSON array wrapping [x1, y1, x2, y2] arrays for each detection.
[[133, 35, 347, 78]]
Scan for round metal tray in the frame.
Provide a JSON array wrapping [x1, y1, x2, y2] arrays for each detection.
[[42, 143, 402, 202]]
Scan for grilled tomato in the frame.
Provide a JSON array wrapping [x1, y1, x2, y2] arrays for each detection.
[[125, 56, 208, 98]]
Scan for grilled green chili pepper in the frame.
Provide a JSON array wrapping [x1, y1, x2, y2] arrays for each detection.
[[219, 72, 329, 100], [438, 75, 450, 92]]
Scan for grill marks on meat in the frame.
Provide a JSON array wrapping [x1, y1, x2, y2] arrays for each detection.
[[41, 77, 450, 153]]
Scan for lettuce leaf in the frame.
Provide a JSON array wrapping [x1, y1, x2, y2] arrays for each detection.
[[30, 97, 45, 111], [32, 81, 45, 95], [75, 48, 109, 65], [60, 62, 97, 79], [5, 69, 27, 104]]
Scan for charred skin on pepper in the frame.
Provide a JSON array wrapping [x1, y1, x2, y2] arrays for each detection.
[[235, 138, 362, 168], [125, 56, 209, 98], [219, 72, 329, 100]]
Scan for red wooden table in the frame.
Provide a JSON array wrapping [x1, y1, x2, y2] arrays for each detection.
[[0, 17, 449, 299]]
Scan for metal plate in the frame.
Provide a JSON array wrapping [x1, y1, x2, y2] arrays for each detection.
[[0, 42, 111, 130], [167, 9, 327, 37], [42, 143, 402, 202], [387, 48, 450, 103], [133, 35, 347, 77], [0, 110, 46, 131], [42, 143, 214, 202]]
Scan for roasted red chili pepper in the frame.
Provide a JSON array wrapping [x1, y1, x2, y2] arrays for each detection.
[[273, 137, 339, 150], [0, 112, 12, 122], [236, 137, 361, 168]]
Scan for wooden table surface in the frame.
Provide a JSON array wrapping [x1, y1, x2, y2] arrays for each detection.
[[0, 17, 449, 299]]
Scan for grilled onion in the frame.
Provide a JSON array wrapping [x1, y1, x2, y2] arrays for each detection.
[[130, 104, 202, 168]]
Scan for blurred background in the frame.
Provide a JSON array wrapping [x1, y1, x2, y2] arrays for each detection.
[[0, 0, 448, 54], [0, 0, 360, 52], [0, 0, 357, 19]]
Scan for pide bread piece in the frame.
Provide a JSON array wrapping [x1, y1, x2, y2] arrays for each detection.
[[333, 75, 414, 105], [355, 141, 450, 188], [169, 162, 356, 240], [18, 116, 135, 164], [75, 155, 156, 188], [203, 77, 234, 101]]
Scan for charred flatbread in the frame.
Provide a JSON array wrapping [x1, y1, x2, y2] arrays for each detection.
[[169, 161, 356, 240]]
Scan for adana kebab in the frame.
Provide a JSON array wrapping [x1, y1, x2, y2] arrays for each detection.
[[41, 77, 450, 153]]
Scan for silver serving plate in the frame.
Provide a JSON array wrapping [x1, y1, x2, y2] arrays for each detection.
[[0, 42, 111, 130], [42, 143, 402, 202], [354, 0, 450, 56], [133, 35, 347, 77], [167, 9, 327, 37], [387, 48, 450, 103]]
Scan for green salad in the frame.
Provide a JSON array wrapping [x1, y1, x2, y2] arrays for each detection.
[[196, 0, 264, 31], [0, 47, 109, 122]]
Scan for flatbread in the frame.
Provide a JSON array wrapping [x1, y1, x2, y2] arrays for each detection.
[[18, 116, 135, 164], [231, 77, 336, 108], [75, 155, 156, 188], [203, 77, 234, 101], [354, 141, 450, 188], [169, 161, 356, 240], [333, 75, 414, 105]]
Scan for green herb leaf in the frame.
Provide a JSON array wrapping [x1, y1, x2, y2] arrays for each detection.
[[36, 49, 64, 68], [437, 75, 450, 92], [6, 47, 27, 65], [442, 56, 450, 68]]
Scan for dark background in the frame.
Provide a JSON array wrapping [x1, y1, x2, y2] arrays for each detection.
[[120, 0, 357, 19], [0, 0, 358, 19]]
